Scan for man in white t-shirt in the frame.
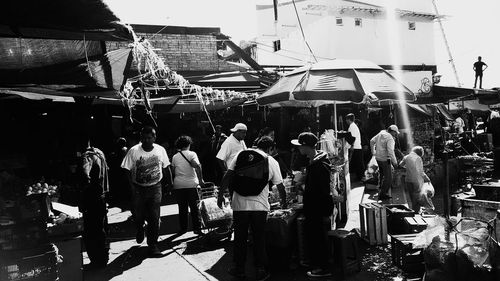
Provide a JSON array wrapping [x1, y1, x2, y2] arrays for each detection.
[[121, 126, 171, 256], [216, 123, 247, 172], [217, 136, 286, 281], [346, 113, 365, 181]]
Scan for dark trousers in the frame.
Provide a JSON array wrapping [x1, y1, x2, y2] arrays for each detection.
[[405, 182, 421, 213], [233, 211, 268, 269], [174, 188, 201, 232], [304, 214, 330, 269], [134, 184, 162, 246], [349, 149, 365, 181], [377, 160, 392, 197], [82, 193, 108, 265], [474, 73, 483, 88]]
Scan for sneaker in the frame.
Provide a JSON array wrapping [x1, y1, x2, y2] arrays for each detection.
[[306, 268, 332, 278], [136, 226, 145, 244], [148, 245, 162, 256], [227, 266, 245, 278], [256, 268, 270, 281]]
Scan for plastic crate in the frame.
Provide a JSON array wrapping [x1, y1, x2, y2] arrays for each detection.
[[0, 222, 48, 250], [0, 243, 59, 281]]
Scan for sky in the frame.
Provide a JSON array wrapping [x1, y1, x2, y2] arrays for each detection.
[[105, 0, 500, 89]]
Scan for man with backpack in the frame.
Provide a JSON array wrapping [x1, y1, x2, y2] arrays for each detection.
[[217, 136, 287, 281]]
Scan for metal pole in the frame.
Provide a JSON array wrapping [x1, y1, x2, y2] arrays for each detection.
[[334, 101, 338, 138], [442, 151, 450, 218]]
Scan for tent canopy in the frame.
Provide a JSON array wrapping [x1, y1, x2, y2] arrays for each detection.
[[0, 0, 136, 99], [0, 0, 133, 41]]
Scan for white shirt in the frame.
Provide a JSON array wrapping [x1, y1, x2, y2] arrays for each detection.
[[172, 150, 200, 189], [216, 134, 247, 167], [401, 152, 426, 187], [370, 130, 397, 166], [348, 122, 362, 149], [121, 143, 170, 187], [228, 149, 283, 212]]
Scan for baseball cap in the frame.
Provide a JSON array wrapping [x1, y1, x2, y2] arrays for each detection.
[[388, 124, 400, 134], [230, 123, 247, 132], [291, 132, 318, 147]]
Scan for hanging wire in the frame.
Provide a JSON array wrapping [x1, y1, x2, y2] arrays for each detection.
[[291, 0, 318, 62]]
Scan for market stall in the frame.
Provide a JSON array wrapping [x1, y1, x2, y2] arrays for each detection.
[[0, 175, 84, 281]]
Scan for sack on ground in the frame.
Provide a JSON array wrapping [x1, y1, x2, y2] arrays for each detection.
[[231, 150, 269, 196]]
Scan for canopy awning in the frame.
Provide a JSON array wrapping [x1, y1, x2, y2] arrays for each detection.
[[0, 0, 133, 41]]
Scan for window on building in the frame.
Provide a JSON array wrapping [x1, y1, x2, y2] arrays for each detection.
[[355, 18, 362, 27], [336, 17, 343, 26], [273, 40, 281, 52], [408, 21, 416, 30]]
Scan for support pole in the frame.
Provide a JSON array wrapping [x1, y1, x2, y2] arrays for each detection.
[[442, 151, 450, 218], [334, 101, 338, 138]]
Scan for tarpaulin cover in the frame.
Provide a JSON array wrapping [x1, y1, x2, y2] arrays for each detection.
[[0, 0, 135, 99], [0, 0, 133, 41], [0, 42, 135, 97]]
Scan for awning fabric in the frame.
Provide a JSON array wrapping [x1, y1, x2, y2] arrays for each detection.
[[0, 0, 133, 41], [0, 0, 135, 99]]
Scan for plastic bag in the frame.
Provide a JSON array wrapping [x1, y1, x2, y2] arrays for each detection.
[[419, 182, 435, 210], [363, 156, 379, 184], [367, 156, 378, 170]]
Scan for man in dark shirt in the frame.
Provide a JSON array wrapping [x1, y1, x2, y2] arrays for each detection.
[[473, 56, 488, 89], [81, 143, 109, 268], [291, 132, 333, 278]]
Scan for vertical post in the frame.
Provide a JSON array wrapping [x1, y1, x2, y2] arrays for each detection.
[[316, 106, 320, 135], [442, 151, 450, 218], [334, 101, 338, 138]]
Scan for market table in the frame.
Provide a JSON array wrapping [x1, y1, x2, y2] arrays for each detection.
[[265, 205, 302, 268]]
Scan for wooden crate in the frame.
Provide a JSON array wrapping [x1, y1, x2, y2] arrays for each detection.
[[386, 204, 415, 234], [390, 234, 425, 273], [359, 202, 388, 245], [403, 215, 428, 234], [459, 198, 500, 236]]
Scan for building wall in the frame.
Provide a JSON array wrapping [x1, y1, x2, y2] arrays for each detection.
[[106, 27, 241, 73], [254, 0, 436, 67]]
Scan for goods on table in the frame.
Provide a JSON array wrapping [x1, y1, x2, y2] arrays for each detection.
[[26, 182, 58, 197]]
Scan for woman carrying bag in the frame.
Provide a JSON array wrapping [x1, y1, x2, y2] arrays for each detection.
[[172, 135, 205, 235]]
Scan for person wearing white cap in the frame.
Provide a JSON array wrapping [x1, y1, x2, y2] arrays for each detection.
[[370, 124, 399, 200], [216, 123, 247, 172]]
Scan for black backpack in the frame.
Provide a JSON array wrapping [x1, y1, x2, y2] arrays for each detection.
[[231, 150, 269, 196]]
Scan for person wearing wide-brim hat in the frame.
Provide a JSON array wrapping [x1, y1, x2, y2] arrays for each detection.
[[291, 132, 333, 278]]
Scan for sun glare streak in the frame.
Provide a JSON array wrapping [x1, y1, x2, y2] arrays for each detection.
[[383, 0, 414, 150]]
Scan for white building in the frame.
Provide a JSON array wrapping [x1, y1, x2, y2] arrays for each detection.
[[253, 0, 439, 94]]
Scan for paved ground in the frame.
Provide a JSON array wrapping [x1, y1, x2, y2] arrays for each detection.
[[82, 180, 434, 281]]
